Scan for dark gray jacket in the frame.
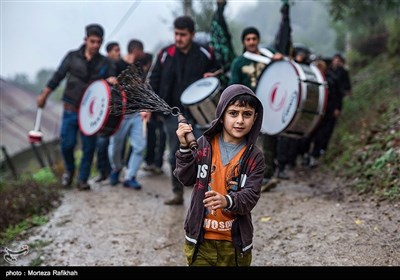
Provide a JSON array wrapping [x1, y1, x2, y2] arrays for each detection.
[[47, 45, 115, 108], [174, 84, 265, 254]]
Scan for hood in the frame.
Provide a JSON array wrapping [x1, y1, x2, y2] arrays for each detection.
[[204, 84, 264, 146]]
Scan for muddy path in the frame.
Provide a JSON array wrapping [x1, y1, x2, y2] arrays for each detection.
[[12, 165, 400, 266]]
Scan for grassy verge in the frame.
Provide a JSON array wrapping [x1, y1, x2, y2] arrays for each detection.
[[324, 55, 400, 200], [0, 167, 62, 245]]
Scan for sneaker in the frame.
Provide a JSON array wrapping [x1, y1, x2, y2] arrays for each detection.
[[261, 178, 279, 193], [164, 193, 184, 205], [123, 178, 142, 190], [277, 170, 290, 180], [109, 170, 120, 186], [77, 180, 91, 191], [61, 171, 74, 187]]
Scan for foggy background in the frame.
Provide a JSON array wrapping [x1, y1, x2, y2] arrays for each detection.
[[1, 0, 336, 81]]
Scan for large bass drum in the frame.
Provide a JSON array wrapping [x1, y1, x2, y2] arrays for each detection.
[[256, 60, 327, 138], [79, 80, 126, 137], [180, 77, 221, 129]]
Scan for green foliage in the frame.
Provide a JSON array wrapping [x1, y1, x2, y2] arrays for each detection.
[[193, 1, 214, 32], [386, 17, 400, 58], [372, 149, 396, 170], [0, 220, 29, 244], [326, 55, 400, 200], [32, 167, 58, 185], [329, 0, 400, 63], [328, 0, 400, 22], [0, 215, 48, 244], [29, 256, 43, 266], [0, 178, 61, 235]]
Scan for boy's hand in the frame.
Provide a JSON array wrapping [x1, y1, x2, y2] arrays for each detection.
[[203, 190, 228, 210], [176, 122, 193, 147]]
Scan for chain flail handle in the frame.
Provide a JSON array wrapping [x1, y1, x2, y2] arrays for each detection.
[[177, 113, 198, 151]]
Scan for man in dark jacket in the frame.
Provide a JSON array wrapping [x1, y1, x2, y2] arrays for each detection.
[[149, 15, 221, 205], [309, 59, 343, 167], [229, 27, 283, 192], [37, 23, 116, 190], [174, 84, 265, 266]]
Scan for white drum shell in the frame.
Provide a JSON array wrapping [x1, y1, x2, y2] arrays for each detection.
[[180, 77, 221, 129], [79, 80, 124, 136], [256, 60, 327, 137]]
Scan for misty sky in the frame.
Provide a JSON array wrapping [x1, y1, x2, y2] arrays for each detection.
[[1, 0, 256, 80]]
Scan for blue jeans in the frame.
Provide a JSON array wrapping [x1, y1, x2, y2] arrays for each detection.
[[96, 136, 111, 175], [60, 110, 97, 182], [145, 114, 166, 168], [108, 113, 146, 180]]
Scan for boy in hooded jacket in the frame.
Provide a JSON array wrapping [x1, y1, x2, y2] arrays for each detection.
[[174, 84, 265, 266]]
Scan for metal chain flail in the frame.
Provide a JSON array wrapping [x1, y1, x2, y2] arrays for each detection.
[[112, 63, 180, 116]]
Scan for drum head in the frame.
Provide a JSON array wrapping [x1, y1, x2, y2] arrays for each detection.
[[180, 77, 220, 105], [256, 61, 300, 135], [79, 80, 112, 136]]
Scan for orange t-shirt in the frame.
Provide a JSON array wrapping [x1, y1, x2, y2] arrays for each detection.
[[203, 135, 246, 241]]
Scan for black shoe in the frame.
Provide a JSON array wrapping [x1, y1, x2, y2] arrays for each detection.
[[261, 178, 279, 193], [164, 193, 183, 205], [94, 173, 108, 183], [277, 171, 290, 180], [61, 171, 74, 187], [77, 180, 91, 191]]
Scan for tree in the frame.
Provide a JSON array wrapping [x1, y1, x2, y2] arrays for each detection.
[[327, 0, 400, 65], [178, 0, 214, 32]]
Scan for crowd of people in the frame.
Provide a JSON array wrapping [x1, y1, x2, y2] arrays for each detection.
[[37, 10, 351, 266]]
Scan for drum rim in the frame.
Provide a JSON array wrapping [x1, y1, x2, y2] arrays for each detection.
[[258, 60, 328, 137], [257, 60, 300, 135], [180, 77, 220, 105], [103, 89, 126, 137], [78, 80, 112, 136]]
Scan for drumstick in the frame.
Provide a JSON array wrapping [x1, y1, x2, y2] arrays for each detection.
[[244, 48, 290, 65], [258, 47, 274, 58], [243, 51, 272, 65]]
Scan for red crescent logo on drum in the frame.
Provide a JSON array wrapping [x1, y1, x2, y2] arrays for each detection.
[[269, 83, 286, 111], [89, 98, 96, 116]]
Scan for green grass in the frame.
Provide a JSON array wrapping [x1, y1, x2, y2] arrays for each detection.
[[0, 215, 48, 244], [326, 55, 400, 200], [0, 168, 62, 245]]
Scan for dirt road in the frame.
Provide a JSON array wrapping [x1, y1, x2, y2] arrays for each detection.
[[12, 165, 400, 266]]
